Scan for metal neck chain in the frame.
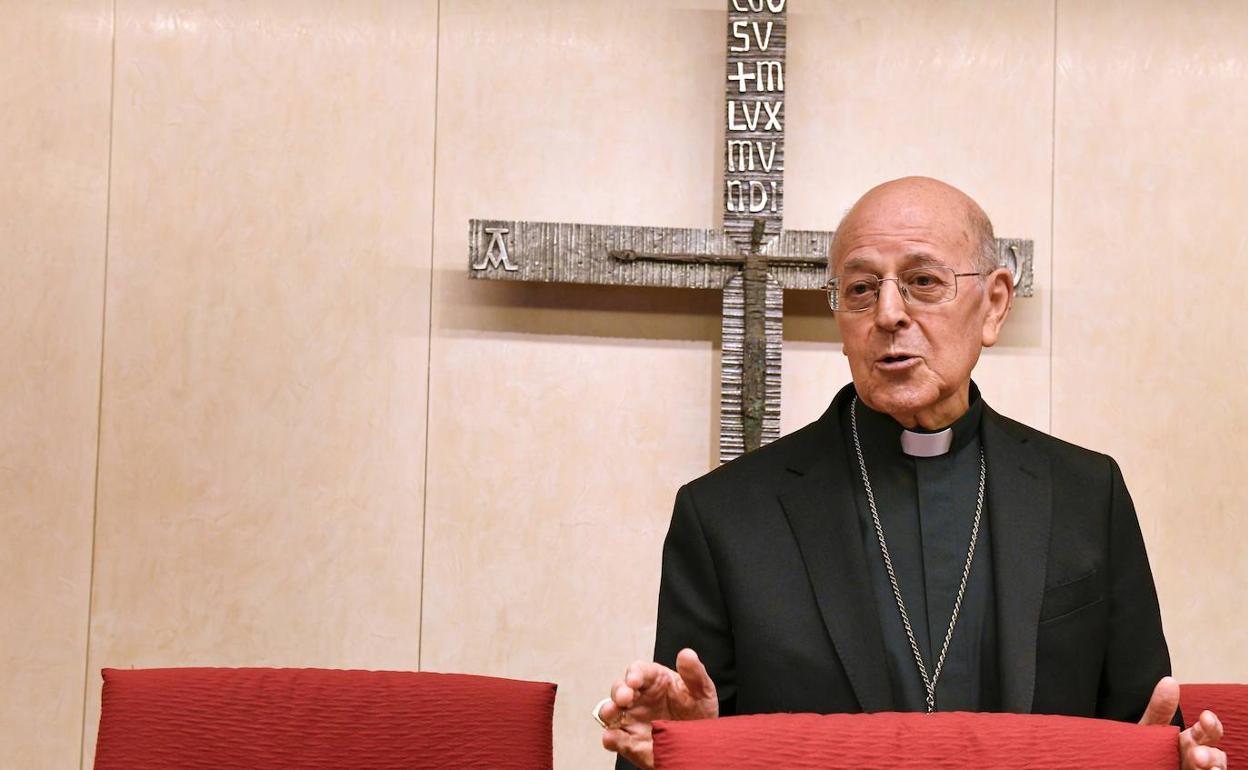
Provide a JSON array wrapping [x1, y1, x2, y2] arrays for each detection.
[[850, 396, 985, 713]]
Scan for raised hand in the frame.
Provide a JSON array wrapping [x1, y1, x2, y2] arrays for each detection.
[[1138, 676, 1226, 770], [598, 648, 720, 770]]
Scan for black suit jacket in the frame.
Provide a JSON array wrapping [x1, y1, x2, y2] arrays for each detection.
[[624, 385, 1173, 766]]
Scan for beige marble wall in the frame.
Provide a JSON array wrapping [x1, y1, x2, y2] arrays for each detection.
[[1051, 0, 1248, 682], [81, 0, 438, 764], [6, 2, 1248, 769], [0, 2, 113, 767]]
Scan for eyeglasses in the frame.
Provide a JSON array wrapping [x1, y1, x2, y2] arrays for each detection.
[[824, 265, 987, 312]]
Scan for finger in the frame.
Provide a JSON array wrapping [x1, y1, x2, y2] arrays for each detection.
[[602, 720, 644, 749], [625, 660, 668, 692], [1191, 710, 1224, 747], [1138, 676, 1180, 726], [1186, 744, 1227, 770], [612, 680, 635, 709], [1192, 745, 1211, 768], [1205, 747, 1227, 770], [598, 698, 624, 727], [675, 648, 716, 700], [602, 727, 633, 752], [602, 725, 655, 770]]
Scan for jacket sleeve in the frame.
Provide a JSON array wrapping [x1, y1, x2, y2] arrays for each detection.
[[1096, 458, 1181, 727], [615, 484, 737, 770], [653, 483, 737, 714]]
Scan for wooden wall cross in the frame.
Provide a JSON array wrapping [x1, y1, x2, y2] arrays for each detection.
[[467, 0, 1034, 463]]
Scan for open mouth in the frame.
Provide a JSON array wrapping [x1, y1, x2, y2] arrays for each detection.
[[876, 354, 920, 370]]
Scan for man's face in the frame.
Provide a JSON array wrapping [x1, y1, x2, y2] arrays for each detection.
[[832, 183, 1001, 424]]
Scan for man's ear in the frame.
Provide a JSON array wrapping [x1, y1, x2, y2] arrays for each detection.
[[980, 268, 1014, 347]]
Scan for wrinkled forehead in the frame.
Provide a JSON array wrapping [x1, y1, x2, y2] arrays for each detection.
[[838, 251, 949, 275], [830, 187, 978, 273]]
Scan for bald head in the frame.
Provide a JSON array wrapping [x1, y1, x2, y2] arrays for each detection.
[[830, 177, 997, 276]]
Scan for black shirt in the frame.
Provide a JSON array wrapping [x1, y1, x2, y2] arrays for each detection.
[[840, 384, 1000, 711]]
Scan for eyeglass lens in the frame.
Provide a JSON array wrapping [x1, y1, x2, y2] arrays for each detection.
[[831, 266, 959, 311]]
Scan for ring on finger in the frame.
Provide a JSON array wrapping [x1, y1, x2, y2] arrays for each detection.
[[592, 697, 618, 729]]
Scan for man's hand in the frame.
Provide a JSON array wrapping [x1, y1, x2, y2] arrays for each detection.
[[598, 648, 719, 770], [1138, 676, 1226, 770]]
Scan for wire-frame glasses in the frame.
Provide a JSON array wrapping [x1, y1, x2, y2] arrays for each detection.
[[824, 265, 986, 312]]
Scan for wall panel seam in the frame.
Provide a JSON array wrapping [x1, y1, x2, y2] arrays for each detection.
[[417, 0, 443, 673], [1048, 0, 1058, 436], [78, 0, 119, 767]]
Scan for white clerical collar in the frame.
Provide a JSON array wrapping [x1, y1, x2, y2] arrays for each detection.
[[900, 428, 953, 458]]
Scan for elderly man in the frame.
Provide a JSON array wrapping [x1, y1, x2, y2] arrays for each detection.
[[596, 177, 1225, 770]]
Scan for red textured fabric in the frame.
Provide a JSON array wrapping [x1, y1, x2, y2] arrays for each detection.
[[1181, 683, 1247, 762], [93, 667, 555, 769], [652, 712, 1179, 770]]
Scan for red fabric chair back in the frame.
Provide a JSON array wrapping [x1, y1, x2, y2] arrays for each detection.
[[652, 712, 1178, 770], [93, 667, 555, 770], [1181, 683, 1248, 762]]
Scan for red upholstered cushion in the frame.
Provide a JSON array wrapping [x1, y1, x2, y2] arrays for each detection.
[[1181, 683, 1248, 762], [652, 712, 1179, 770], [94, 667, 555, 770]]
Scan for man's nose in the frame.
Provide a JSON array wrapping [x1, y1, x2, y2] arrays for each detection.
[[873, 278, 911, 331]]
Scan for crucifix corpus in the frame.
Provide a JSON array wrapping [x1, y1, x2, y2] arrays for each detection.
[[467, 0, 1034, 464]]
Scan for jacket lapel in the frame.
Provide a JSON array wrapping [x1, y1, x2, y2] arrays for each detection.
[[778, 389, 894, 712], [982, 407, 1052, 714]]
